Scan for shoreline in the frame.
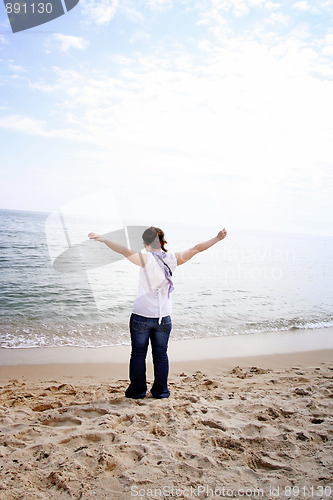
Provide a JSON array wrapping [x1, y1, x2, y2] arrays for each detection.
[[1, 348, 332, 385], [0, 327, 332, 383], [1, 326, 332, 367]]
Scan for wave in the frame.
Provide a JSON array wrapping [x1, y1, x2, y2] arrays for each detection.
[[1, 315, 332, 349], [235, 317, 333, 335]]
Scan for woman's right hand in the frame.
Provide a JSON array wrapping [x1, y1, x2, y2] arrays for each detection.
[[88, 232, 105, 243]]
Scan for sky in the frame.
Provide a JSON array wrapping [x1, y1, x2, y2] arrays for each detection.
[[0, 0, 333, 236]]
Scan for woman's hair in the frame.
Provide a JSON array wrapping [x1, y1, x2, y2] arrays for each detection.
[[142, 226, 168, 252]]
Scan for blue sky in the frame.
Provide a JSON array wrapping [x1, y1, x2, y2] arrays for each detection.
[[0, 0, 333, 236]]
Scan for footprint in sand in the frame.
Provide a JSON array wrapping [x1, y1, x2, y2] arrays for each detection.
[[114, 444, 146, 464], [242, 423, 269, 438], [72, 407, 109, 419], [59, 432, 103, 445], [201, 419, 227, 432], [39, 414, 82, 427], [32, 403, 62, 412], [247, 451, 292, 471]]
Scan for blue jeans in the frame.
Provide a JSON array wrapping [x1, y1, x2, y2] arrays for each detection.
[[125, 313, 172, 399]]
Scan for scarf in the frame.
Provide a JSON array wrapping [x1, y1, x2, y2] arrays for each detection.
[[151, 251, 174, 298]]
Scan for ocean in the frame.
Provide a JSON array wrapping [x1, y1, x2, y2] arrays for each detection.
[[1, 208, 332, 349]]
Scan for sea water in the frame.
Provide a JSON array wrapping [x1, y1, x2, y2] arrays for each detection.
[[1, 208, 332, 348]]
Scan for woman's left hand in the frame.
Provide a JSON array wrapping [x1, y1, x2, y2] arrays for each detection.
[[217, 228, 227, 240]]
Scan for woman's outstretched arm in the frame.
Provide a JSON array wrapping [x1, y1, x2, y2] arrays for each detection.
[[88, 233, 147, 267], [175, 229, 227, 266]]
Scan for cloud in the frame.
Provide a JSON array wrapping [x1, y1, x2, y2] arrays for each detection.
[[44, 34, 89, 53], [81, 0, 119, 25], [5, 61, 27, 81], [0, 35, 8, 46], [129, 31, 151, 43], [264, 1, 280, 10], [10, 9, 333, 177], [0, 115, 47, 135], [19, 34, 332, 192], [231, 0, 250, 17], [147, 0, 173, 12], [322, 33, 333, 56], [120, 1, 145, 23], [292, 1, 311, 11], [264, 11, 290, 25], [6, 0, 333, 176], [0, 114, 83, 141], [9, 61, 26, 73]]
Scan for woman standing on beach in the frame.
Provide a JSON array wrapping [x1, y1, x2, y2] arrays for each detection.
[[88, 226, 227, 399]]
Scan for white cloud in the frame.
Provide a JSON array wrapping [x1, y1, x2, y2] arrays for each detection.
[[313, 62, 333, 78], [8, 61, 27, 77], [293, 1, 311, 10], [16, 25, 333, 172], [264, 11, 290, 25], [44, 34, 89, 53], [8, 63, 25, 72], [81, 0, 118, 25], [0, 115, 47, 135], [231, 0, 250, 17], [322, 33, 333, 56], [21, 36, 332, 195], [8, 2, 333, 187], [121, 2, 145, 23], [28, 80, 60, 92], [0, 114, 84, 141], [129, 31, 151, 43], [0, 35, 8, 46], [7, 62, 27, 80], [322, 45, 333, 56], [264, 1, 281, 10], [148, 0, 173, 12]]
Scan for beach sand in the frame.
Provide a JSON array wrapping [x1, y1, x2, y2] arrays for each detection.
[[0, 333, 333, 499]]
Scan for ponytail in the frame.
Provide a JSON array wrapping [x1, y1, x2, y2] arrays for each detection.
[[155, 227, 168, 252]]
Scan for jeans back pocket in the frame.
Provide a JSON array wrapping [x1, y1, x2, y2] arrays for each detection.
[[161, 316, 172, 333], [131, 314, 149, 332]]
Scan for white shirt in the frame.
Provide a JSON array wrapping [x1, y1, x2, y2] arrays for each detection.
[[132, 251, 177, 322]]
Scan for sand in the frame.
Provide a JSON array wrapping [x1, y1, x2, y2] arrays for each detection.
[[0, 330, 333, 499]]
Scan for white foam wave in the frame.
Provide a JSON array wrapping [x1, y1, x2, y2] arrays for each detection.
[[1, 317, 332, 349]]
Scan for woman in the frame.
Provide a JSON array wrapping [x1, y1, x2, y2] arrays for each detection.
[[88, 226, 227, 399]]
